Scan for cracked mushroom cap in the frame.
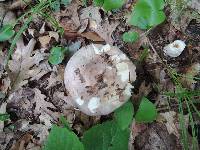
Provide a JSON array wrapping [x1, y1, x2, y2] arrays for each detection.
[[64, 44, 136, 116]]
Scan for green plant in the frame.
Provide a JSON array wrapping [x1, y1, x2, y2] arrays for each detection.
[[129, 0, 166, 29], [0, 113, 10, 121], [0, 25, 15, 42], [93, 0, 125, 11], [82, 121, 130, 150], [122, 31, 139, 43], [5, 0, 67, 64], [164, 70, 200, 149], [50, 0, 71, 11], [43, 125, 84, 150], [135, 97, 158, 123], [114, 101, 134, 130], [43, 99, 158, 150], [48, 46, 68, 65]]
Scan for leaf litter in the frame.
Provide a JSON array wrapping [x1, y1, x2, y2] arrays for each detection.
[[0, 0, 200, 149]]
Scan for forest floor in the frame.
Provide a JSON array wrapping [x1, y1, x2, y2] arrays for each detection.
[[0, 0, 200, 150]]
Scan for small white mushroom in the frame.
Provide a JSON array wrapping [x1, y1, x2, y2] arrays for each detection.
[[163, 40, 186, 57], [64, 44, 136, 116]]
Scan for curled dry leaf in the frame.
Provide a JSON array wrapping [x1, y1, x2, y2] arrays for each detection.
[[8, 38, 49, 91], [39, 32, 59, 48], [81, 32, 104, 42]]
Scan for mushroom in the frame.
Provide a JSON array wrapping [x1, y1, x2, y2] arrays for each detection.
[[64, 44, 136, 116], [163, 40, 186, 57]]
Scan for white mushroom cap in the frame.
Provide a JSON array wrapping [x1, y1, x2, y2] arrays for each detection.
[[163, 40, 186, 57], [64, 44, 136, 116]]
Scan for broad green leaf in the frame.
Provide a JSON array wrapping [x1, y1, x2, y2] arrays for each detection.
[[135, 97, 157, 123], [103, 0, 125, 11], [48, 46, 68, 65], [114, 101, 134, 130], [43, 125, 84, 150], [82, 121, 130, 150], [0, 25, 15, 42], [93, 0, 104, 6], [129, 0, 166, 29], [122, 31, 139, 43], [0, 113, 10, 121]]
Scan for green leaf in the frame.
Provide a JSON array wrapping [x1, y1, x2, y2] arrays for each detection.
[[139, 48, 149, 62], [0, 25, 15, 42], [103, 0, 125, 11], [82, 121, 130, 150], [43, 125, 84, 150], [61, 0, 71, 5], [0, 113, 10, 121], [114, 101, 134, 130], [60, 116, 71, 130], [50, 1, 60, 12], [129, 0, 166, 29], [48, 46, 68, 65], [122, 31, 139, 43], [135, 97, 157, 123], [93, 0, 104, 6]]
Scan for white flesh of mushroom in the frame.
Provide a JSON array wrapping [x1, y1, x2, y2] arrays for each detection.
[[116, 62, 130, 82], [163, 40, 186, 57], [88, 97, 101, 113], [75, 97, 84, 106]]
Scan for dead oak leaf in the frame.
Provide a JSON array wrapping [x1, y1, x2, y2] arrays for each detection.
[[32, 88, 55, 115], [8, 38, 47, 91], [91, 20, 120, 44]]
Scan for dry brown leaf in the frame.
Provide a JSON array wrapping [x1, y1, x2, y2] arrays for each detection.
[[8, 38, 48, 91], [134, 123, 180, 149], [10, 0, 32, 9], [180, 63, 200, 89], [91, 20, 120, 44], [132, 81, 152, 105], [80, 6, 102, 26], [32, 88, 55, 114], [81, 32, 104, 42], [45, 65, 64, 89], [159, 111, 179, 136], [78, 19, 89, 33], [130, 120, 147, 145], [10, 133, 33, 150], [49, 31, 59, 42], [14, 120, 49, 145], [52, 91, 72, 110], [39, 35, 51, 48], [57, 0, 81, 29]]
